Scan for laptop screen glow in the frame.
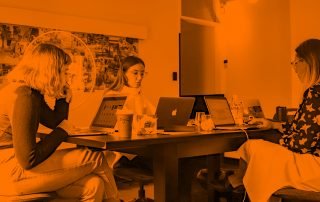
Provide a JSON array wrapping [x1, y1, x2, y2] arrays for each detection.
[[91, 96, 127, 128], [204, 97, 235, 126]]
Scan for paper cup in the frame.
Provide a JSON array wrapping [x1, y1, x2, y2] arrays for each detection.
[[116, 110, 134, 138]]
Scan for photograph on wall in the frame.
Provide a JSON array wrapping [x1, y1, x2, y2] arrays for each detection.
[[0, 23, 139, 91]]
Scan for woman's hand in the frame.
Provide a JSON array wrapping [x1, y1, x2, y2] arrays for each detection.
[[57, 85, 72, 103], [248, 118, 284, 132], [63, 85, 72, 103], [57, 119, 75, 135], [248, 118, 274, 129]]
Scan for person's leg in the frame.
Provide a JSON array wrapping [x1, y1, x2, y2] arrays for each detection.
[[228, 158, 247, 188], [5, 147, 119, 201], [227, 139, 267, 189], [234, 139, 299, 201], [52, 174, 105, 202]]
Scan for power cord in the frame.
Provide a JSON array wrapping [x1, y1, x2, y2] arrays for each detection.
[[240, 127, 249, 140], [242, 191, 247, 202], [240, 128, 249, 202]]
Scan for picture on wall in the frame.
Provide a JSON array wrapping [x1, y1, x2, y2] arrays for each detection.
[[0, 23, 139, 91]]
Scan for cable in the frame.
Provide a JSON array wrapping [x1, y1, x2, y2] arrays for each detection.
[[242, 190, 247, 202], [239, 128, 248, 202], [240, 127, 249, 140]]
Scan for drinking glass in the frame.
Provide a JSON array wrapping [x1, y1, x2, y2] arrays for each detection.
[[200, 114, 215, 132], [195, 112, 205, 131]]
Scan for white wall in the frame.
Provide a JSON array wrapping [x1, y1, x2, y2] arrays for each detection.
[[216, 0, 291, 118], [0, 0, 296, 118], [290, 0, 320, 107], [0, 0, 180, 106]]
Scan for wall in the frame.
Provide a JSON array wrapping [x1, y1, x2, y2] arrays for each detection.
[[0, 0, 294, 118], [0, 0, 181, 106], [217, 0, 291, 117], [290, 0, 320, 107]]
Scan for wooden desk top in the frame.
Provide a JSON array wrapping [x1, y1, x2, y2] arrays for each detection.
[[39, 128, 279, 151]]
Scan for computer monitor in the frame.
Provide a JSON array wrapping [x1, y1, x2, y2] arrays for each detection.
[[189, 94, 224, 119]]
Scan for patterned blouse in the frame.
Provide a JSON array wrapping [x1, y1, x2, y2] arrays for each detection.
[[280, 83, 320, 156]]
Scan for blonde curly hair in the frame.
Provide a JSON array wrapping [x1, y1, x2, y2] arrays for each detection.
[[7, 43, 71, 97]]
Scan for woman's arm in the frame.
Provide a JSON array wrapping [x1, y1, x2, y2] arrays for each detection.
[[279, 87, 320, 154], [11, 87, 68, 170], [40, 85, 71, 129], [39, 97, 69, 129], [271, 121, 285, 133], [249, 118, 285, 133]]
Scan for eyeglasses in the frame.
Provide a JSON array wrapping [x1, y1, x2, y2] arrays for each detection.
[[128, 70, 148, 78], [291, 58, 304, 65]]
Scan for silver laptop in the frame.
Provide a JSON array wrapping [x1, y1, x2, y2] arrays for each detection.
[[70, 96, 127, 136], [204, 96, 260, 130], [156, 97, 195, 131]]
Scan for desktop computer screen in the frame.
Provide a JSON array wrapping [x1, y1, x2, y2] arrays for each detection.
[[189, 95, 224, 119]]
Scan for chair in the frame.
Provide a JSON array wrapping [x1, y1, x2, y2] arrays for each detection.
[[114, 167, 154, 202], [272, 188, 320, 202], [0, 192, 56, 202]]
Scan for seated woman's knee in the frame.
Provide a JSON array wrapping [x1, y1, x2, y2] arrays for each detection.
[[82, 174, 105, 201]]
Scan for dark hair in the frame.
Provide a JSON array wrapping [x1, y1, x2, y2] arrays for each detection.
[[107, 55, 145, 91], [295, 38, 320, 87], [121, 56, 145, 73]]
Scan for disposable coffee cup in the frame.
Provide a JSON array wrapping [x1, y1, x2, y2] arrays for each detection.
[[116, 110, 134, 138]]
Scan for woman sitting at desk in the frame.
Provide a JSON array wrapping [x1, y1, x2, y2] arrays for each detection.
[[217, 38, 320, 202], [105, 55, 155, 115], [0, 43, 120, 202], [104, 56, 155, 170]]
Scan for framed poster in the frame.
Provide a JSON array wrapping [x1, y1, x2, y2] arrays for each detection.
[[0, 23, 139, 91]]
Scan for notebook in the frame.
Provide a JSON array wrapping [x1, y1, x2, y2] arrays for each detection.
[[156, 97, 195, 131], [204, 96, 260, 130], [69, 95, 127, 136]]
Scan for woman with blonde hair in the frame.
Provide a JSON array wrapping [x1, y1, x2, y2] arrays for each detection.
[[0, 43, 120, 202], [216, 38, 320, 202]]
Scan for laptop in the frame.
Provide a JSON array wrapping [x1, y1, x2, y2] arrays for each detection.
[[243, 98, 265, 118], [156, 97, 195, 131], [69, 95, 127, 136], [204, 96, 260, 130]]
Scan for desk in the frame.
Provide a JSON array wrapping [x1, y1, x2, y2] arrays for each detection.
[[40, 129, 279, 202]]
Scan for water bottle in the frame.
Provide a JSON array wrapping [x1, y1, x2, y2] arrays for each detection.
[[229, 95, 244, 125]]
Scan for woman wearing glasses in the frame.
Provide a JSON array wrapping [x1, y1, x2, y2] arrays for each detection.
[[105, 55, 155, 116], [105, 56, 155, 170], [215, 39, 320, 202]]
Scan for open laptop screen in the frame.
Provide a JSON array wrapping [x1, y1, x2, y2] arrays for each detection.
[[244, 99, 265, 118], [204, 96, 235, 126], [156, 97, 195, 129], [91, 96, 127, 128]]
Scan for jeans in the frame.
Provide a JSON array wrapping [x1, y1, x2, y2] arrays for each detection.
[[0, 147, 119, 202]]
